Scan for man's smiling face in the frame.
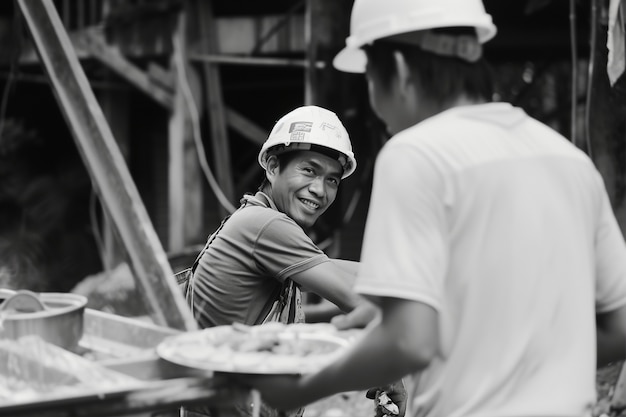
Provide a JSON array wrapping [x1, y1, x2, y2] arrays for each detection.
[[267, 150, 343, 229]]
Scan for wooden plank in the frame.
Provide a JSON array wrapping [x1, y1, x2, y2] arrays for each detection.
[[188, 51, 319, 68], [147, 62, 175, 92], [250, 1, 305, 54], [82, 28, 174, 109], [82, 308, 180, 351], [167, 54, 187, 252], [17, 0, 197, 331], [225, 107, 267, 146], [195, 0, 236, 214], [4, 376, 245, 417], [18, 29, 92, 64]]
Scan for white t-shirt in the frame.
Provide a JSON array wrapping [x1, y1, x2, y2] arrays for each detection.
[[355, 103, 626, 417]]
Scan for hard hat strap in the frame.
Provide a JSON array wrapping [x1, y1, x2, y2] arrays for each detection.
[[420, 31, 482, 62], [387, 30, 482, 63]]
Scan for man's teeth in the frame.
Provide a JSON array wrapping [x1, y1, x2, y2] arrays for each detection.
[[300, 199, 319, 209]]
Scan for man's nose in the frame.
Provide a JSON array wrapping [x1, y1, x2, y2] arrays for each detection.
[[308, 177, 326, 196]]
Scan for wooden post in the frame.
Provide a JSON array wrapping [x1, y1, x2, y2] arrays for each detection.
[[194, 0, 236, 216], [305, 0, 358, 258], [17, 0, 197, 331], [83, 28, 174, 109], [168, 9, 205, 252]]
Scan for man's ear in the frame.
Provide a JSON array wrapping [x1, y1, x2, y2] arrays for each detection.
[[392, 50, 412, 98], [265, 155, 279, 183]]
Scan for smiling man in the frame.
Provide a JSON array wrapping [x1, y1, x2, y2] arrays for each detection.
[[259, 143, 342, 230], [183, 105, 376, 417]]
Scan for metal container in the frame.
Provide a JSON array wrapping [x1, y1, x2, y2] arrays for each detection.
[[0, 292, 88, 352]]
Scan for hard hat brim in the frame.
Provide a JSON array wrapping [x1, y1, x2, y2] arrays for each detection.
[[333, 46, 367, 74], [333, 17, 498, 74], [259, 143, 357, 180]]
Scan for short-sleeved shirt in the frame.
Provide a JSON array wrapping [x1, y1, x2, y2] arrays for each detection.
[[189, 192, 329, 328], [355, 103, 626, 417]]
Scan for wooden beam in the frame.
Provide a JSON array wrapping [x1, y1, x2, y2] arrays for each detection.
[[225, 107, 267, 146], [168, 13, 188, 253], [17, 0, 197, 331], [188, 52, 323, 68], [18, 29, 92, 64], [304, 0, 348, 105], [82, 28, 174, 109], [305, 0, 367, 260], [195, 0, 236, 214], [148, 62, 175, 92], [250, 0, 306, 55], [168, 73, 189, 252], [168, 10, 204, 252]]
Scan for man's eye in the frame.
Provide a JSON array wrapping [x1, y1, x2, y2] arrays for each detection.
[[328, 178, 339, 186], [302, 167, 315, 174]]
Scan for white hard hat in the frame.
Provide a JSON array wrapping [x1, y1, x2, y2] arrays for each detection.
[[333, 0, 498, 73], [258, 106, 357, 179]]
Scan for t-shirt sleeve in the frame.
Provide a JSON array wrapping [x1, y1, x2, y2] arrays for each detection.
[[595, 183, 626, 312], [354, 141, 447, 311], [253, 216, 329, 282]]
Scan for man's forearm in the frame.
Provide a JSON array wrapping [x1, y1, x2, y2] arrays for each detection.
[[304, 299, 343, 322], [294, 322, 425, 408]]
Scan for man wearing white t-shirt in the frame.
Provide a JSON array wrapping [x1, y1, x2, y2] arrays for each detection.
[[247, 0, 626, 416]]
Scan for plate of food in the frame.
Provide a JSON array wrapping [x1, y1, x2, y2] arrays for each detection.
[[156, 322, 350, 375]]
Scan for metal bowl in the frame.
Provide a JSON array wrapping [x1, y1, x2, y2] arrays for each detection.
[[0, 292, 88, 352]]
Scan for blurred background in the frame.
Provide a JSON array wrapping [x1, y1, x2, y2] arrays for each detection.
[[0, 0, 624, 317], [0, 1, 625, 414]]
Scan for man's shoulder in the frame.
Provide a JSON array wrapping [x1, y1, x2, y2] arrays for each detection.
[[229, 203, 298, 233], [229, 203, 281, 224]]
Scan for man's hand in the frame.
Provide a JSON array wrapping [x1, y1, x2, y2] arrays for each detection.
[[365, 379, 407, 417], [331, 301, 380, 330]]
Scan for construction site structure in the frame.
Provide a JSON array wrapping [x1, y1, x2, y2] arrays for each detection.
[[0, 0, 626, 414]]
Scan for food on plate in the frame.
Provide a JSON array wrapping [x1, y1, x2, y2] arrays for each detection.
[[157, 322, 350, 374]]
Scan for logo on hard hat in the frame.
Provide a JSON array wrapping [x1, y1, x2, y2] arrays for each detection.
[[289, 121, 312, 142], [320, 122, 344, 140], [289, 121, 313, 133]]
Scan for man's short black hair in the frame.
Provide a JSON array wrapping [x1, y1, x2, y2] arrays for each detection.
[[363, 28, 494, 106]]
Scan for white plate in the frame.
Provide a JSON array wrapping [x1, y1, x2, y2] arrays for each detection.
[[156, 323, 349, 375]]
